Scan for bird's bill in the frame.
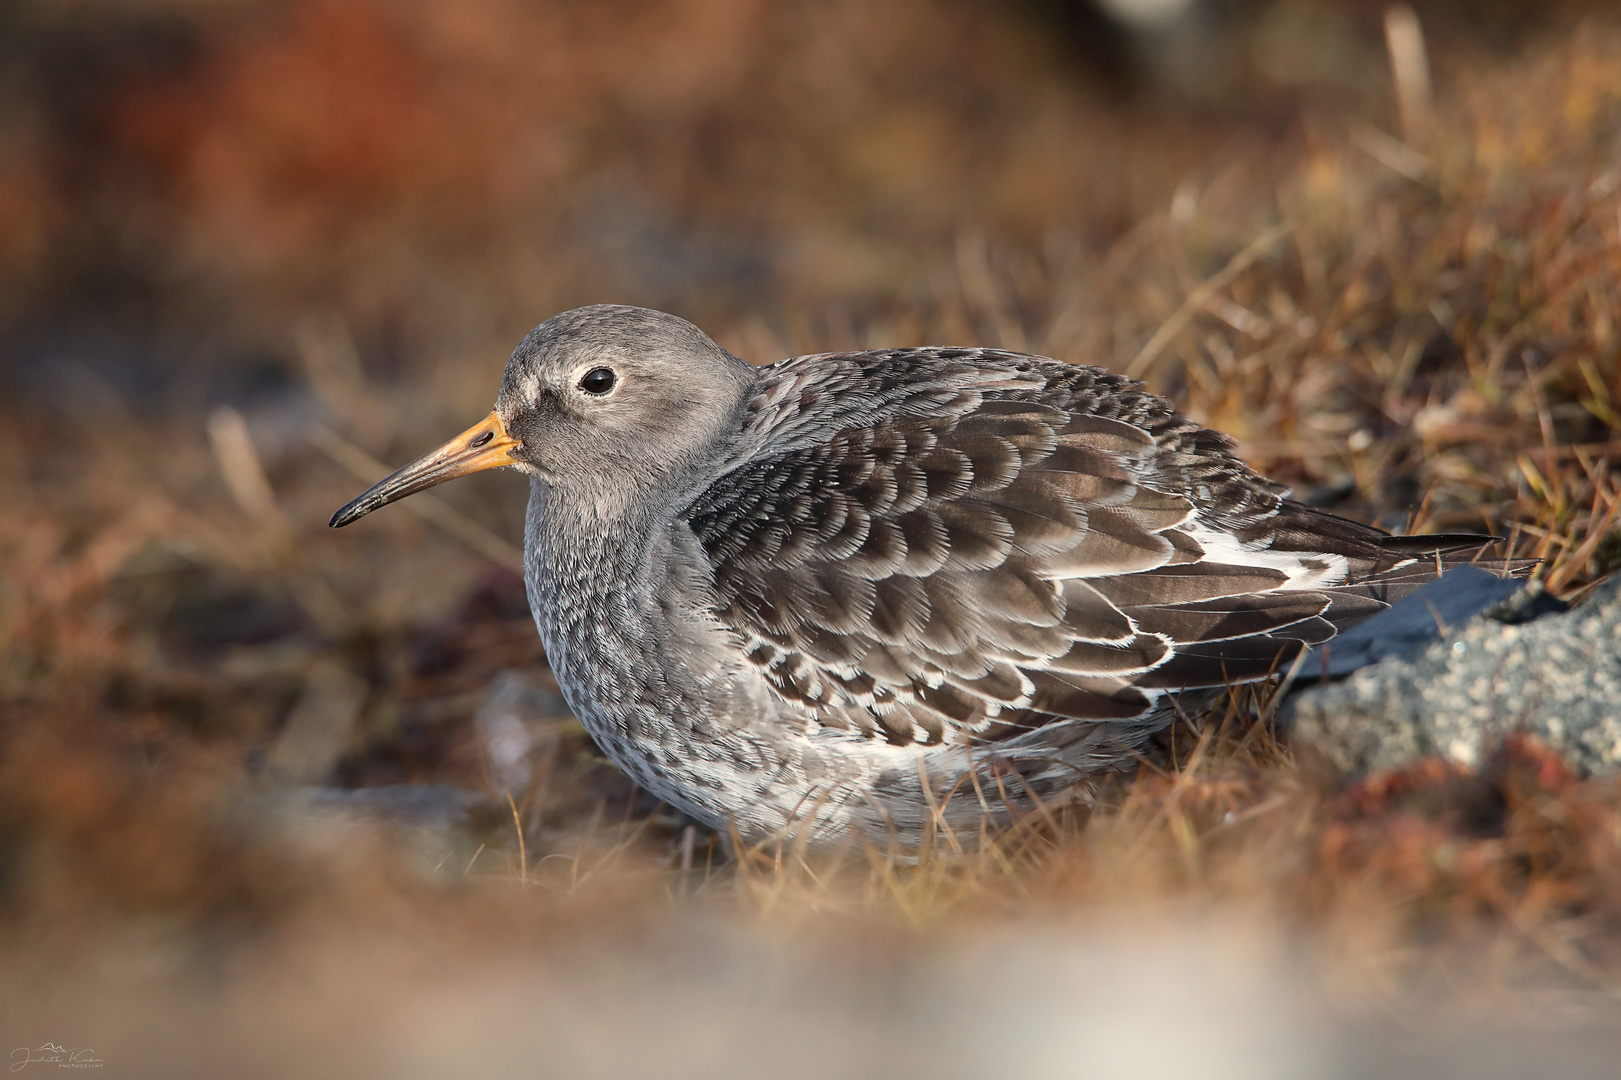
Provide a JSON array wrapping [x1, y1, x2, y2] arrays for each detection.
[[329, 411, 521, 528]]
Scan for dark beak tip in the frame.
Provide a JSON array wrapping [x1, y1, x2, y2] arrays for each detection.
[[329, 502, 365, 528], [324, 411, 514, 533]]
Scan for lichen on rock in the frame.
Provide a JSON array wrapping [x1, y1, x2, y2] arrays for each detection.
[[1287, 578, 1621, 776]]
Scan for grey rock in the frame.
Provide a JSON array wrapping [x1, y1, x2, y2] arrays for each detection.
[[1289, 577, 1621, 775], [1299, 564, 1547, 679]]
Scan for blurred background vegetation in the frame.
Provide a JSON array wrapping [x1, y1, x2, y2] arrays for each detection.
[[0, 0, 1605, 397], [3, 1, 1621, 1075]]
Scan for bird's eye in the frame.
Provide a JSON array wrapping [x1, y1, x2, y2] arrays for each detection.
[[579, 367, 616, 395]]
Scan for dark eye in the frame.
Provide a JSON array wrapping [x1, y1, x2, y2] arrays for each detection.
[[579, 367, 616, 395]]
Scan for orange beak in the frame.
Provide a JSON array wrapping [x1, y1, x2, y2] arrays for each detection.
[[329, 411, 521, 528]]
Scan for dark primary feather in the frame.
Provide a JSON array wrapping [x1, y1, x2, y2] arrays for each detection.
[[685, 348, 1493, 749]]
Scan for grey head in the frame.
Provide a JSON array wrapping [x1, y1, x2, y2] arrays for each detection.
[[329, 305, 759, 528], [499, 305, 758, 497]]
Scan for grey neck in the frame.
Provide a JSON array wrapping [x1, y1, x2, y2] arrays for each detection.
[[522, 477, 667, 649], [520, 471, 772, 792]]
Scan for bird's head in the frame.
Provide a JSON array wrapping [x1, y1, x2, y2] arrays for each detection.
[[329, 304, 758, 528]]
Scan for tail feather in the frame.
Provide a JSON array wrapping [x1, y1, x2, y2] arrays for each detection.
[[1129, 503, 1537, 690]]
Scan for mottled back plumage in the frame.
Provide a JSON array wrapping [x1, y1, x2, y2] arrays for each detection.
[[688, 348, 1440, 747]]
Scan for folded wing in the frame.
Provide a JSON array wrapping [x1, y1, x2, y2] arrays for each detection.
[[685, 348, 1492, 749]]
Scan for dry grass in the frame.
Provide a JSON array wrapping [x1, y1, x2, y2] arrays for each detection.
[[3, 2, 1621, 1073]]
